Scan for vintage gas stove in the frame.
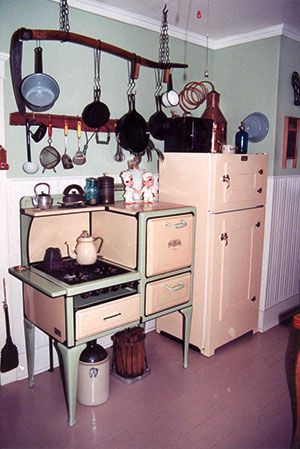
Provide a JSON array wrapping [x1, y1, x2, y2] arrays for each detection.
[[9, 197, 195, 427]]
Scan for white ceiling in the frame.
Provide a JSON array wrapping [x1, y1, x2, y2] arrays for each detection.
[[68, 0, 300, 43]]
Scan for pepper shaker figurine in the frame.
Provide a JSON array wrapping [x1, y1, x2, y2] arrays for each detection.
[[140, 172, 156, 203], [120, 171, 137, 204]]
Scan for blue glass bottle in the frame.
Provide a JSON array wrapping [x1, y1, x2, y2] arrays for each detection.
[[235, 123, 249, 154], [84, 177, 99, 205]]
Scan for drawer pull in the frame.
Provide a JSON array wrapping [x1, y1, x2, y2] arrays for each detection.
[[103, 312, 121, 321], [164, 281, 185, 292], [166, 220, 187, 229]]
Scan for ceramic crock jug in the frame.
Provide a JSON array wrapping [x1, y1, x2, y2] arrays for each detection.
[[65, 230, 103, 265]]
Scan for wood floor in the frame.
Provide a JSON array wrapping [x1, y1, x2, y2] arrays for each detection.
[[0, 321, 295, 449]]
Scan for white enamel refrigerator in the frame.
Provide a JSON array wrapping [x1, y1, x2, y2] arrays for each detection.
[[156, 153, 268, 356]]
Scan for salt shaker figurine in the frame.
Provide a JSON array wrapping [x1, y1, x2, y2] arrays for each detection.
[[141, 172, 156, 203], [120, 171, 137, 204]]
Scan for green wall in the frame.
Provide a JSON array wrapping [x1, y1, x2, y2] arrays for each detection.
[[213, 37, 281, 174], [0, 0, 207, 178], [1, 0, 298, 179], [275, 36, 300, 175]]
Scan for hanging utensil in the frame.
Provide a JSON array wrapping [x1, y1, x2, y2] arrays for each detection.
[[73, 120, 86, 165], [115, 61, 149, 156], [82, 46, 110, 129], [148, 69, 170, 140], [39, 120, 61, 172], [61, 120, 74, 169], [113, 141, 125, 162], [22, 119, 39, 174], [20, 46, 60, 112], [0, 278, 19, 373]]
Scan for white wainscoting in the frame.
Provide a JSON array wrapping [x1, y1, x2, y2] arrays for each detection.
[[259, 175, 300, 332]]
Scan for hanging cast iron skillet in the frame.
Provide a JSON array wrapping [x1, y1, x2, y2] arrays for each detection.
[[115, 93, 149, 155], [148, 95, 170, 140], [20, 47, 60, 112], [82, 48, 110, 129]]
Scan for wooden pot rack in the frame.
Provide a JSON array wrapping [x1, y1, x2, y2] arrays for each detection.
[[9, 112, 116, 132], [10, 28, 188, 130]]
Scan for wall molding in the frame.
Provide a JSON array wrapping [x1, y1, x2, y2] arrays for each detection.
[[49, 0, 300, 49]]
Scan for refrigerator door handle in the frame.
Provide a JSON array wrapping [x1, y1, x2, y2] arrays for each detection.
[[220, 232, 229, 246], [221, 174, 230, 189]]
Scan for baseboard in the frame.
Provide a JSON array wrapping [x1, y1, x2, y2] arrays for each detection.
[[258, 292, 300, 332]]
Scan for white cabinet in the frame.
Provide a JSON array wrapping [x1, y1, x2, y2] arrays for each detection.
[[156, 153, 268, 356]]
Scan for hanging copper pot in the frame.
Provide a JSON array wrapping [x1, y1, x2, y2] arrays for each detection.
[[201, 90, 227, 153]]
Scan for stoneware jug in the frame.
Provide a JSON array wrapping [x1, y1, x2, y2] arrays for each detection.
[[65, 230, 103, 265]]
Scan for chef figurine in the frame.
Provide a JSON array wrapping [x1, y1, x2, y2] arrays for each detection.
[[120, 171, 137, 204], [140, 172, 156, 203]]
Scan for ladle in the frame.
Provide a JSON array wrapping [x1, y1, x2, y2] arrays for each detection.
[[73, 120, 86, 165], [22, 119, 39, 174]]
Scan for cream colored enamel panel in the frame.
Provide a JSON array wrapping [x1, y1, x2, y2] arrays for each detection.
[[210, 154, 268, 212], [24, 284, 66, 343], [145, 273, 191, 316], [146, 214, 193, 276], [28, 213, 89, 263], [205, 207, 265, 354], [75, 294, 140, 340], [91, 211, 137, 268]]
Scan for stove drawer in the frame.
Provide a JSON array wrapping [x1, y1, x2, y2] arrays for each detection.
[[75, 294, 140, 340], [145, 272, 191, 316], [146, 214, 194, 277]]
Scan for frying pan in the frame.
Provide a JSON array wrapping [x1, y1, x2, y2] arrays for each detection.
[[116, 93, 149, 155], [148, 95, 170, 140], [82, 47, 110, 128], [21, 47, 59, 112]]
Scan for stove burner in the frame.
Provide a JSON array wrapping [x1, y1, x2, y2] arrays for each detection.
[[32, 258, 129, 285]]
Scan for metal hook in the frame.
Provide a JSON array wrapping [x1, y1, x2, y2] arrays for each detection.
[[163, 4, 168, 15]]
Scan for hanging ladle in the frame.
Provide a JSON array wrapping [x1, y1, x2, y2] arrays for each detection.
[[73, 120, 86, 165], [22, 119, 39, 174]]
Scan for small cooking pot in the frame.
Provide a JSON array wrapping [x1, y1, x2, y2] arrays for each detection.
[[21, 47, 60, 112], [161, 73, 179, 108], [29, 120, 47, 143], [43, 247, 62, 271], [62, 184, 84, 206], [32, 182, 53, 209]]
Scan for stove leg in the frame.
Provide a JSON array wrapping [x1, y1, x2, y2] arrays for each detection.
[[24, 318, 35, 387], [179, 306, 193, 368], [56, 342, 86, 427]]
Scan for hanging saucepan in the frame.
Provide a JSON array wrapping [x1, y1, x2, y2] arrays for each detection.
[[82, 47, 110, 129], [161, 70, 179, 108], [148, 95, 170, 140], [116, 93, 149, 155], [20, 46, 60, 112], [39, 121, 61, 173]]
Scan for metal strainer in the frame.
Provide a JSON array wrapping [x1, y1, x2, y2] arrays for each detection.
[[40, 121, 61, 173]]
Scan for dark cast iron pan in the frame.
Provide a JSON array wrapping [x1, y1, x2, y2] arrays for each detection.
[[116, 93, 149, 155], [82, 47, 110, 129], [148, 95, 170, 140]]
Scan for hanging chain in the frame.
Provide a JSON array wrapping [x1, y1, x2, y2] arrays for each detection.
[[94, 43, 101, 101], [159, 5, 170, 64], [59, 0, 70, 32]]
